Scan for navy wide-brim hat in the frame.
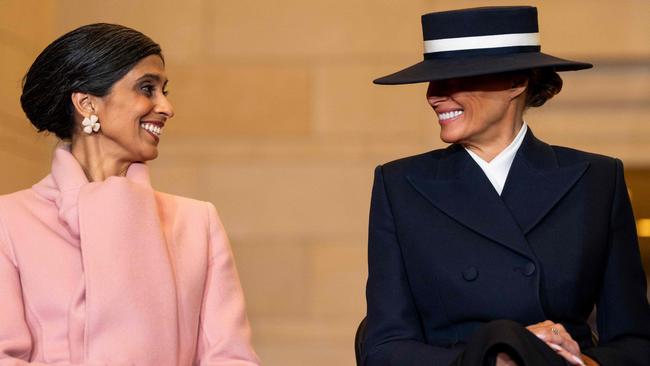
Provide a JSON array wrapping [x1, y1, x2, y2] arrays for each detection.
[[374, 6, 592, 85]]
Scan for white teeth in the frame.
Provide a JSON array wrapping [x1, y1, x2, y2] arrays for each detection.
[[140, 123, 163, 136], [438, 110, 464, 121]]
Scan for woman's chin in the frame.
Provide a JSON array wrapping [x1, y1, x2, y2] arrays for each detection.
[[135, 146, 159, 162], [144, 151, 159, 162], [439, 130, 463, 144]]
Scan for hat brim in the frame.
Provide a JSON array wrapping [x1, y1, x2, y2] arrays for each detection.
[[373, 52, 592, 85]]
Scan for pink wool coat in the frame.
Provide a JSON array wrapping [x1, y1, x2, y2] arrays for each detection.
[[0, 147, 260, 366]]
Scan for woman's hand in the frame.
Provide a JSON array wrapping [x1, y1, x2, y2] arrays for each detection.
[[526, 320, 597, 366]]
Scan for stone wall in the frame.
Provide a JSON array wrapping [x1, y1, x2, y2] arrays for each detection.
[[1, 1, 648, 365]]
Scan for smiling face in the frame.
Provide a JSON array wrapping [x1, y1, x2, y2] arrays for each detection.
[[426, 73, 527, 151], [82, 54, 174, 162]]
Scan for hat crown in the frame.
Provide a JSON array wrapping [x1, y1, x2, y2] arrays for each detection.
[[372, 6, 591, 85], [422, 6, 538, 41]]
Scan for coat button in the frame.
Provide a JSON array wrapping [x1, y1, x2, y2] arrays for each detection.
[[462, 267, 478, 281], [524, 262, 536, 276]]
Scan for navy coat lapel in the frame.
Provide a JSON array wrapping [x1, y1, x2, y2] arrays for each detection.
[[406, 129, 589, 258], [501, 130, 589, 234], [406, 144, 534, 259]]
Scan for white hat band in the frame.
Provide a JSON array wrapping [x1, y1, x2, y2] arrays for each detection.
[[424, 32, 540, 54]]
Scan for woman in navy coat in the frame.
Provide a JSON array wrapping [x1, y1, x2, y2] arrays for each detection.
[[363, 7, 650, 366]]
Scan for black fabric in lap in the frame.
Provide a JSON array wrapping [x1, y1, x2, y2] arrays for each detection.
[[450, 319, 570, 366]]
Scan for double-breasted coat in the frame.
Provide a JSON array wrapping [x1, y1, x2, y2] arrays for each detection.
[[363, 129, 650, 366]]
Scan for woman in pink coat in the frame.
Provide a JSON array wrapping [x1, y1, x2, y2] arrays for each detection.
[[0, 23, 260, 366]]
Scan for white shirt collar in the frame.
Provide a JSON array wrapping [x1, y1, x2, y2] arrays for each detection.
[[464, 122, 528, 195]]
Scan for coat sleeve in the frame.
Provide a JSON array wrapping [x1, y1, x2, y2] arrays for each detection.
[[363, 166, 462, 366], [582, 159, 650, 366], [0, 227, 35, 364], [194, 203, 260, 366]]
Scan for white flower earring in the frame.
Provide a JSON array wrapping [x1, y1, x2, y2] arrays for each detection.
[[82, 114, 100, 134]]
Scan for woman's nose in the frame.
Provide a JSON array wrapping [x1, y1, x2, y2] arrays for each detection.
[[427, 84, 449, 106], [156, 95, 175, 119], [427, 94, 449, 108]]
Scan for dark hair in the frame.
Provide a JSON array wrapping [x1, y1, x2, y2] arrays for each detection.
[[524, 68, 563, 108], [20, 23, 162, 139]]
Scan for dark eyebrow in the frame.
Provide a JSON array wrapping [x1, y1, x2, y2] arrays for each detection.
[[136, 73, 168, 84]]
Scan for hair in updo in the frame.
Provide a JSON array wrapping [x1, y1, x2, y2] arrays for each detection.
[[524, 68, 563, 108], [20, 23, 162, 139]]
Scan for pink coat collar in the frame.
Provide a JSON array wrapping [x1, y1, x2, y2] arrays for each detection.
[[33, 145, 151, 239]]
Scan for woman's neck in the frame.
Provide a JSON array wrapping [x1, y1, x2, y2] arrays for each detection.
[[463, 120, 524, 162], [70, 137, 131, 182], [462, 100, 526, 162]]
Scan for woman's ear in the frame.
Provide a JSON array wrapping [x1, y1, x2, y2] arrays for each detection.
[[510, 75, 528, 99], [70, 92, 97, 118]]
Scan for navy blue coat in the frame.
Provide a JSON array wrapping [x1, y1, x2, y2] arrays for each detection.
[[363, 129, 650, 366]]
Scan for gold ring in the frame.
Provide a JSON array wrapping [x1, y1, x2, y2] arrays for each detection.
[[551, 327, 560, 335]]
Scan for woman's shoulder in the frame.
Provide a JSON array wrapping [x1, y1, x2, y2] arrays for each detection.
[[154, 191, 217, 211], [548, 144, 622, 177], [549, 144, 618, 164], [0, 188, 32, 204], [153, 191, 221, 224], [380, 147, 451, 173], [154, 190, 209, 207], [377, 145, 468, 185], [0, 187, 45, 217], [154, 192, 229, 258]]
